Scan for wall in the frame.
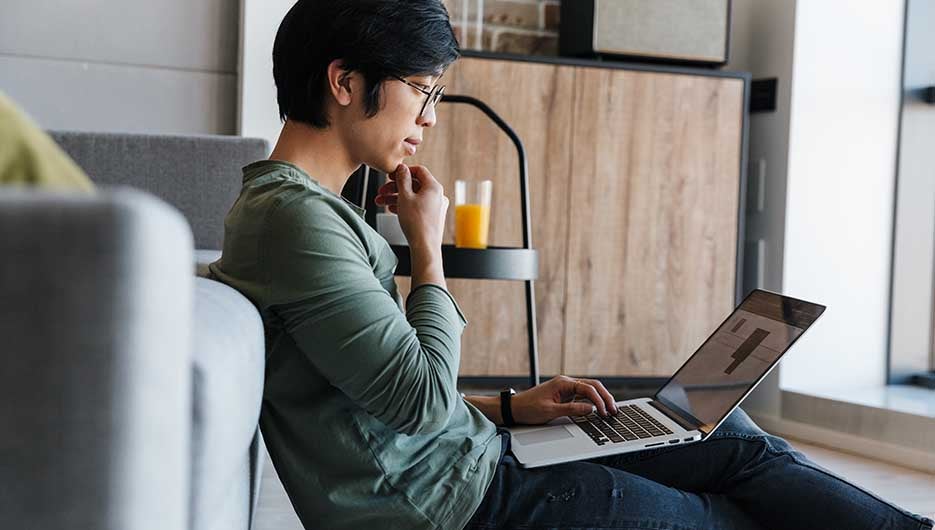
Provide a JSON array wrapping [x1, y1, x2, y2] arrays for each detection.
[[724, 0, 798, 416], [0, 0, 239, 135], [239, 0, 295, 152], [779, 0, 905, 392], [444, 0, 559, 55]]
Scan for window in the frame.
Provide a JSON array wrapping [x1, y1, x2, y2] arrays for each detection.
[[887, 0, 935, 387]]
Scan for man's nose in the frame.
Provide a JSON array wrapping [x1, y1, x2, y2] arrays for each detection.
[[417, 102, 437, 128]]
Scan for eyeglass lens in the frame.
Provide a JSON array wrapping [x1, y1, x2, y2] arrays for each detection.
[[421, 85, 445, 117]]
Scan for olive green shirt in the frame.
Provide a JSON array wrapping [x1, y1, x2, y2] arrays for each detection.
[[208, 161, 502, 530]]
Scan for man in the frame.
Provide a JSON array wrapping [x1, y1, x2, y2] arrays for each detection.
[[208, 1, 934, 529]]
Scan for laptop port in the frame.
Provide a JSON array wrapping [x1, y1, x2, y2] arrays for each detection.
[[668, 439, 679, 444], [684, 437, 694, 442]]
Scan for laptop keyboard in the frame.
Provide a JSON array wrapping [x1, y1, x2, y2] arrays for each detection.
[[571, 403, 673, 446]]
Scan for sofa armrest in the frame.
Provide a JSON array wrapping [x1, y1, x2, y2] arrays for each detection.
[[0, 187, 194, 530]]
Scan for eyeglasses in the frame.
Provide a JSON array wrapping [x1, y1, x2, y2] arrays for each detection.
[[391, 75, 446, 118]]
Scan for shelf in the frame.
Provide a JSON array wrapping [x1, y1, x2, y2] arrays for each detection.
[[391, 244, 538, 281], [457, 50, 751, 82]]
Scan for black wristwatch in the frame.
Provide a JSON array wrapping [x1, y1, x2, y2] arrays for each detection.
[[500, 388, 517, 427]]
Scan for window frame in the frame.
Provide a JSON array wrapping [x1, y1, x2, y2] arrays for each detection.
[[886, 0, 935, 386]]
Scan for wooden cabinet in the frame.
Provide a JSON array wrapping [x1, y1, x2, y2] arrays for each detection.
[[401, 53, 747, 379]]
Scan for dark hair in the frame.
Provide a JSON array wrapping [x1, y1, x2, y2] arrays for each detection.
[[273, 0, 460, 128]]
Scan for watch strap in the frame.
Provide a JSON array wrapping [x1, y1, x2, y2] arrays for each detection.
[[500, 388, 516, 427]]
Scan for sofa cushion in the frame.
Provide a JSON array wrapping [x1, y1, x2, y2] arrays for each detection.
[[191, 277, 265, 530]]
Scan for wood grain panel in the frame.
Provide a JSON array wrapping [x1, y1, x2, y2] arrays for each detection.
[[400, 57, 575, 376], [562, 68, 744, 376]]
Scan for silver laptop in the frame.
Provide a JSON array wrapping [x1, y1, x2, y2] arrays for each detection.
[[508, 289, 826, 468]]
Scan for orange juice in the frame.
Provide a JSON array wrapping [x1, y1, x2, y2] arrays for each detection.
[[455, 203, 490, 249]]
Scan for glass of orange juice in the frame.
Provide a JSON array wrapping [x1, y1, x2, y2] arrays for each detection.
[[454, 179, 492, 249]]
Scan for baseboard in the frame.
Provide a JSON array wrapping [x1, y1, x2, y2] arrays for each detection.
[[750, 413, 935, 474]]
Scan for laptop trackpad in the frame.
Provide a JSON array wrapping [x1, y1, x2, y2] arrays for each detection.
[[515, 426, 574, 445]]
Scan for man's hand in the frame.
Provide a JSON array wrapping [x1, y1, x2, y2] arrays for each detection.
[[510, 375, 618, 425], [375, 164, 448, 289], [374, 164, 448, 253]]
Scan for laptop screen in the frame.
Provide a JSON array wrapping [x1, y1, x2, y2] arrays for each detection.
[[654, 289, 825, 436]]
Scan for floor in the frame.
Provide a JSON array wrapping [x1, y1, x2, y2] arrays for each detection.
[[784, 437, 935, 521]]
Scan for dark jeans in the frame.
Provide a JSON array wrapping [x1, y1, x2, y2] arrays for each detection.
[[465, 408, 934, 530]]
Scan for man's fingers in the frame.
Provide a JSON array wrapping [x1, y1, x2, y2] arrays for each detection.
[[390, 165, 425, 193], [378, 181, 398, 195], [376, 195, 397, 207], [579, 378, 617, 413], [408, 164, 432, 181], [558, 401, 595, 418], [574, 382, 608, 415], [395, 164, 413, 195], [375, 193, 397, 205], [375, 179, 399, 207], [408, 165, 437, 193]]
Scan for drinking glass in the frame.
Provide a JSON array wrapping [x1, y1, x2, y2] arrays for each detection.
[[454, 179, 492, 249]]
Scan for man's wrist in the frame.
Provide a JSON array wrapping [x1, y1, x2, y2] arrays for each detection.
[[410, 254, 442, 274], [464, 395, 503, 425], [408, 240, 442, 259], [409, 244, 445, 289]]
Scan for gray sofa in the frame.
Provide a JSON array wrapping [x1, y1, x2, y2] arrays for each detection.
[[0, 131, 270, 530]]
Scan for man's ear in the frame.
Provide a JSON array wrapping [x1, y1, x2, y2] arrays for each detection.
[[326, 59, 354, 107]]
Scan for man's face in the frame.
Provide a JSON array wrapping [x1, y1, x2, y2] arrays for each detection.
[[341, 74, 439, 174]]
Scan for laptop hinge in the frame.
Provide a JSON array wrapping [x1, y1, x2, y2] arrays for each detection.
[[648, 399, 703, 432]]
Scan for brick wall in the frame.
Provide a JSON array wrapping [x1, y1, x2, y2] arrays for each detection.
[[443, 0, 560, 56]]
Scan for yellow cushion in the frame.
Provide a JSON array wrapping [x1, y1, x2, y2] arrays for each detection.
[[0, 92, 95, 193]]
